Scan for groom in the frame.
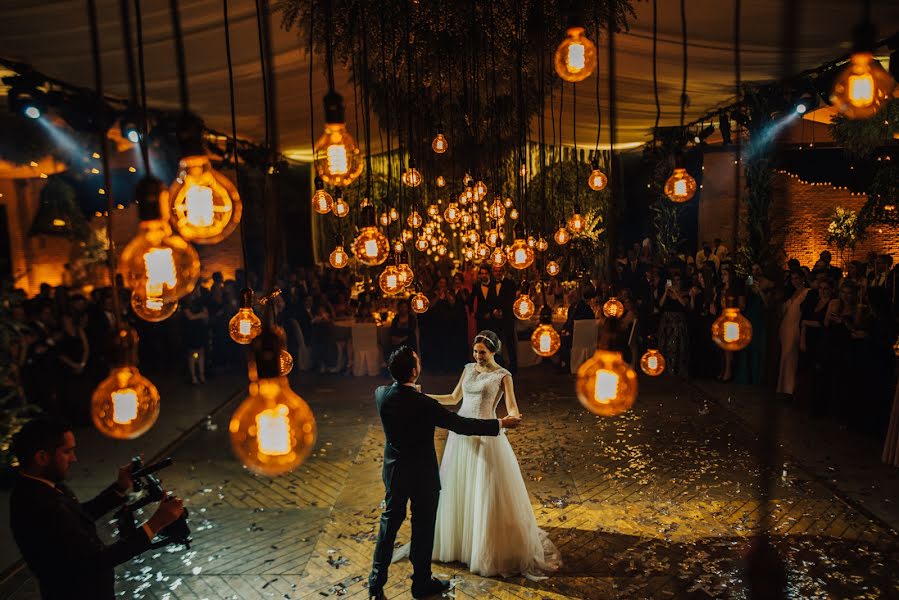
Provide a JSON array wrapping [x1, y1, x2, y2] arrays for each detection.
[[368, 346, 521, 599]]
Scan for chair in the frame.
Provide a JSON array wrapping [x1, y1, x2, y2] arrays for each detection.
[[351, 323, 382, 376], [570, 319, 599, 374], [288, 318, 312, 372]]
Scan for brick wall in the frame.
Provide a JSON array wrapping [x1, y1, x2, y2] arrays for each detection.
[[772, 172, 899, 269]]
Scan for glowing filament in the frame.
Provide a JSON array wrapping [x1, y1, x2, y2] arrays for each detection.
[[387, 274, 398, 289], [647, 356, 658, 371], [239, 319, 252, 336], [52, 218, 66, 227], [568, 43, 586, 72], [594, 370, 618, 404], [112, 388, 138, 424], [327, 145, 349, 175], [185, 185, 214, 227], [256, 404, 291, 456], [674, 179, 688, 197], [848, 74, 875, 106], [143, 248, 176, 298], [515, 248, 527, 264], [145, 297, 164, 311], [539, 332, 552, 353], [364, 239, 379, 257], [723, 322, 740, 343]]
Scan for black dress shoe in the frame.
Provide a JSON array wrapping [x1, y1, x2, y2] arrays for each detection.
[[411, 578, 451, 599], [368, 590, 385, 600]]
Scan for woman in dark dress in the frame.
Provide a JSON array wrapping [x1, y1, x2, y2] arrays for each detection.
[[795, 278, 833, 413], [56, 310, 90, 424], [182, 289, 210, 384], [657, 272, 690, 377]]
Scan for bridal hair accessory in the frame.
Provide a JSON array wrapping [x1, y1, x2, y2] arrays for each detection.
[[474, 331, 502, 353]]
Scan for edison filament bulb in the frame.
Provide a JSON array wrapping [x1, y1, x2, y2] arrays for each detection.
[[474, 180, 488, 200], [411, 290, 429, 313], [489, 197, 506, 219], [91, 328, 159, 440], [389, 206, 399, 222], [313, 92, 363, 186], [476, 244, 490, 260], [513, 294, 536, 320], [567, 210, 586, 234], [130, 292, 178, 323], [402, 164, 423, 188], [119, 178, 200, 309], [332, 195, 349, 218], [588, 161, 608, 191], [353, 227, 390, 266], [415, 237, 430, 252], [711, 306, 753, 351], [379, 265, 404, 295], [640, 349, 666, 376], [311, 178, 334, 214], [664, 168, 697, 203], [431, 130, 448, 154], [546, 261, 561, 277], [436, 175, 446, 187], [407, 211, 423, 228], [554, 225, 571, 245], [508, 239, 535, 270], [602, 296, 624, 319], [830, 51, 895, 120], [444, 203, 462, 224], [229, 289, 262, 344], [168, 155, 241, 244], [329, 245, 349, 269], [427, 204, 440, 218], [575, 349, 638, 416], [531, 310, 561, 357], [554, 26, 597, 82], [536, 237, 549, 252]]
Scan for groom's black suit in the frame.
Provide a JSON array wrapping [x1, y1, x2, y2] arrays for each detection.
[[368, 382, 501, 594]]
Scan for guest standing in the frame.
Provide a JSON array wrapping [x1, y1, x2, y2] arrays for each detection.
[[776, 270, 809, 397]]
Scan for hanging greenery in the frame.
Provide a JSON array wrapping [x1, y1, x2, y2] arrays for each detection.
[[829, 99, 899, 160]]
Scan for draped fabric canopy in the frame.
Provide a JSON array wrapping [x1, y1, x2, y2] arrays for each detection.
[[0, 0, 896, 158]]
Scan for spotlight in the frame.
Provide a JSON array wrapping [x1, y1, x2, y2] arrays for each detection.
[[8, 87, 45, 119], [794, 92, 817, 115], [24, 105, 40, 119], [795, 103, 807, 115]]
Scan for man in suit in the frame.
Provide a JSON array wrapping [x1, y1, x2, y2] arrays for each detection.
[[470, 264, 500, 332], [368, 346, 521, 599], [9, 418, 185, 600], [491, 264, 519, 374]]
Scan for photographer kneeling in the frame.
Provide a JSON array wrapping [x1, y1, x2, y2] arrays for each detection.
[[9, 417, 184, 600]]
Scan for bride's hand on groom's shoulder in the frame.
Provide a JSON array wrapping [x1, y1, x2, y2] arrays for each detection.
[[500, 414, 522, 429]]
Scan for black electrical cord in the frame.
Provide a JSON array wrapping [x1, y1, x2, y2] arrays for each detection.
[[168, 0, 190, 111], [652, 0, 660, 135], [119, 0, 151, 176], [679, 0, 688, 128]]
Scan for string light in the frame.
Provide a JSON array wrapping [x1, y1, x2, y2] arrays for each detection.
[[332, 190, 349, 217], [575, 349, 638, 416], [602, 296, 624, 318], [531, 307, 561, 356], [664, 167, 697, 203], [436, 175, 446, 187], [513, 291, 536, 320], [567, 205, 586, 234], [640, 348, 666, 376], [431, 128, 448, 153], [711, 304, 753, 351], [554, 26, 597, 82], [352, 204, 389, 266], [588, 158, 608, 191], [546, 260, 561, 277], [229, 289, 263, 344], [168, 155, 241, 244], [328, 242, 350, 269], [554, 224, 571, 245], [314, 92, 363, 186], [402, 160, 423, 187], [311, 177, 334, 214]]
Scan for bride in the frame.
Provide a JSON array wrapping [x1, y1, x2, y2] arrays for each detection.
[[419, 330, 560, 578]]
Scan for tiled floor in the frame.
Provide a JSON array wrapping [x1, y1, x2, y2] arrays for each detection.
[[2, 366, 898, 599]]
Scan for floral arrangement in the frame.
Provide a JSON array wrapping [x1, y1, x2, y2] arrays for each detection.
[[825, 206, 864, 250]]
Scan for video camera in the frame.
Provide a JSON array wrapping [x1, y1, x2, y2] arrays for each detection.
[[116, 456, 191, 549]]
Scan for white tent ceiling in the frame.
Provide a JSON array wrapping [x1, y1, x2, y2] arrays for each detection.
[[1, 0, 896, 158]]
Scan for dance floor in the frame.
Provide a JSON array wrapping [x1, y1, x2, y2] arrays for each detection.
[[3, 366, 898, 599]]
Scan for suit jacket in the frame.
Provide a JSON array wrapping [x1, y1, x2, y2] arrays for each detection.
[[10, 475, 152, 600], [471, 281, 501, 331], [496, 277, 517, 325], [375, 383, 500, 495]]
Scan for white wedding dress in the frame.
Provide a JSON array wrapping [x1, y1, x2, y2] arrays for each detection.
[[431, 363, 561, 578]]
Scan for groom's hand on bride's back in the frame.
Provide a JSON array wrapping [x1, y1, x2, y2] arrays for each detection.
[[500, 415, 522, 429]]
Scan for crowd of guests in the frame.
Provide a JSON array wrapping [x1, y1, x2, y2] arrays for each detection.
[[4, 238, 898, 442]]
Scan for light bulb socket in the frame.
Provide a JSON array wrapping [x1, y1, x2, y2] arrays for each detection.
[[408, 158, 417, 169], [645, 334, 658, 350], [135, 176, 165, 221], [591, 158, 600, 170], [400, 250, 410, 263], [175, 111, 206, 158], [360, 203, 377, 226], [314, 176, 325, 190], [323, 90, 346, 124], [252, 325, 284, 379], [852, 20, 876, 53], [514, 222, 526, 237], [538, 305, 553, 325], [436, 125, 445, 135], [673, 152, 686, 169], [110, 326, 139, 367], [334, 233, 345, 246], [518, 279, 530, 294], [239, 288, 255, 309]]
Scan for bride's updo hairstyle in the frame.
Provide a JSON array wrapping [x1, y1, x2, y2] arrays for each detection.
[[473, 330, 502, 354]]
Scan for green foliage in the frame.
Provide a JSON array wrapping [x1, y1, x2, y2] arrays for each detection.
[[825, 206, 865, 250], [829, 99, 899, 159], [859, 164, 899, 228]]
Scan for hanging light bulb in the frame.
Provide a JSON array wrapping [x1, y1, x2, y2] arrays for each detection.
[[504, 197, 514, 209], [311, 177, 334, 214], [91, 327, 159, 439], [328, 235, 350, 269], [119, 177, 200, 310], [588, 158, 608, 191], [575, 349, 638, 416], [554, 26, 597, 82], [513, 286, 536, 320], [476, 244, 491, 260], [536, 237, 549, 252], [554, 224, 571, 245], [407, 211, 423, 228], [546, 260, 561, 277], [602, 296, 624, 318], [397, 251, 415, 287], [664, 156, 697, 203], [279, 349, 294, 376], [168, 155, 242, 245], [509, 207, 519, 220], [331, 191, 349, 218], [393, 239, 405, 254], [402, 159, 423, 187], [567, 204, 586, 234], [230, 327, 316, 476], [436, 175, 446, 187], [389, 206, 399, 222], [431, 127, 448, 153], [427, 204, 440, 218], [508, 225, 535, 270], [640, 348, 666, 376], [463, 246, 475, 261], [465, 229, 479, 245], [711, 304, 753, 351], [379, 263, 403, 295], [229, 288, 263, 344], [474, 180, 488, 200], [415, 236, 430, 252], [410, 288, 430, 313], [531, 306, 561, 357], [527, 235, 537, 249], [444, 202, 462, 224], [313, 91, 363, 187], [437, 244, 448, 256], [489, 197, 506, 219], [830, 19, 896, 120], [352, 204, 390, 266]]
